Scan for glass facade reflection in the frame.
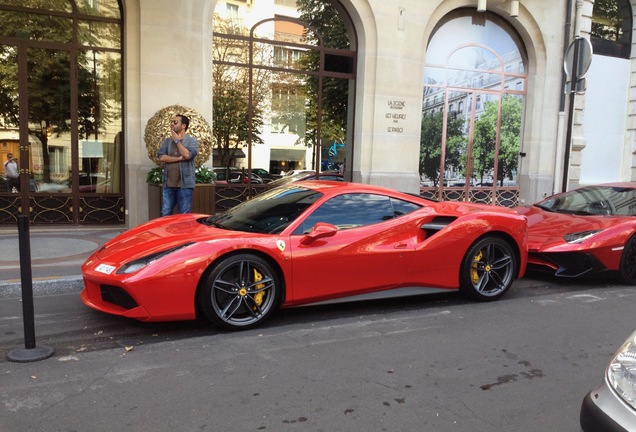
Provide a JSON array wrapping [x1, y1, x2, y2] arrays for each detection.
[[421, 11, 526, 206], [0, 0, 124, 225], [212, 0, 355, 177]]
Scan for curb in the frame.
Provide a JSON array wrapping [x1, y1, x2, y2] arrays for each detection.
[[0, 277, 84, 299]]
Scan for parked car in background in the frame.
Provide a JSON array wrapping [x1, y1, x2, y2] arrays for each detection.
[[515, 182, 636, 284], [81, 181, 528, 330], [1, 174, 65, 193], [78, 173, 110, 193], [250, 168, 280, 183], [213, 168, 263, 184], [268, 171, 343, 187], [580, 329, 636, 431], [282, 170, 314, 176]]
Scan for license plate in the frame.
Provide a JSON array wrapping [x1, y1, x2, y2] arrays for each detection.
[[95, 263, 116, 275]]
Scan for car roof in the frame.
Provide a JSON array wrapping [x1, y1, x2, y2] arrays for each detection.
[[589, 182, 636, 188], [294, 180, 422, 199], [531, 182, 636, 206]]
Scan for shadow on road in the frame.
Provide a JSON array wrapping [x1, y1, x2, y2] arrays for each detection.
[[0, 272, 628, 361]]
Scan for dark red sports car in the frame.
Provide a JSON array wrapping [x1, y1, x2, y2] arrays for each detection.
[[81, 181, 528, 330], [515, 182, 636, 283]]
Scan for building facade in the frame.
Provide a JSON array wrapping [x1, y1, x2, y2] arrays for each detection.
[[0, 0, 633, 228]]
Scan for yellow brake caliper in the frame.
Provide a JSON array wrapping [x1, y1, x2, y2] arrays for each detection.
[[471, 251, 483, 284], [253, 269, 265, 306]]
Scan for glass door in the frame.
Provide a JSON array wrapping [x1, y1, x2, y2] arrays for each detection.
[[0, 43, 20, 208], [28, 47, 74, 223], [0, 1, 124, 226]]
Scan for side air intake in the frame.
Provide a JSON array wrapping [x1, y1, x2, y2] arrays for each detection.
[[420, 216, 457, 237]]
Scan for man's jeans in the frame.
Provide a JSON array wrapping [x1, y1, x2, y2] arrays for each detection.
[[161, 187, 194, 216], [6, 177, 19, 192]]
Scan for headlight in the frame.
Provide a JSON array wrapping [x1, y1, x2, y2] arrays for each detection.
[[117, 243, 194, 274], [607, 330, 636, 410], [563, 230, 601, 244]]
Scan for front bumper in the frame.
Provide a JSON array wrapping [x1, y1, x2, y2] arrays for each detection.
[[81, 279, 152, 321], [580, 378, 635, 432], [528, 251, 606, 278]]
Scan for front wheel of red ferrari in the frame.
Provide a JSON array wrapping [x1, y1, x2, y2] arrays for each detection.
[[618, 234, 636, 285], [458, 236, 517, 301], [199, 254, 281, 330]]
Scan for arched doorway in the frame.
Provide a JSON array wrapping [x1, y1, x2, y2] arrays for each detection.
[[0, 0, 124, 225], [421, 10, 527, 207], [212, 0, 356, 182]]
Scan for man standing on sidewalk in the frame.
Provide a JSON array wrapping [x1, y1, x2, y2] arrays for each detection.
[[3, 153, 19, 192], [157, 114, 199, 216]]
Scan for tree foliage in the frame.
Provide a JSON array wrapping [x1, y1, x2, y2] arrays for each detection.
[[419, 111, 465, 186], [420, 95, 521, 187], [472, 95, 522, 185], [296, 0, 350, 147], [591, 0, 624, 41]]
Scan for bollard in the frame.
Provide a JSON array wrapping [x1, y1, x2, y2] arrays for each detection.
[[7, 215, 54, 362]]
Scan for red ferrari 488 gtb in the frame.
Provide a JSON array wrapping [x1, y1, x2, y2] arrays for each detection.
[[82, 181, 528, 330]]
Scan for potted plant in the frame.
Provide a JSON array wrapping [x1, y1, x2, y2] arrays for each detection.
[[147, 165, 217, 219], [146, 165, 217, 185]]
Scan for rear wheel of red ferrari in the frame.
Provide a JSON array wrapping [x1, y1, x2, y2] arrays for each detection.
[[618, 234, 636, 284], [458, 236, 517, 301], [200, 254, 281, 330]]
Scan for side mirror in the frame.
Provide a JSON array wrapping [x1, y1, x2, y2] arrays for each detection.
[[300, 222, 338, 245]]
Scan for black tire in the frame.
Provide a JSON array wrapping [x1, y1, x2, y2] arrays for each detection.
[[199, 254, 281, 330], [458, 236, 517, 301], [618, 234, 636, 285]]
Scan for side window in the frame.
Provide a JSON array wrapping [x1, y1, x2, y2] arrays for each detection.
[[391, 197, 420, 216], [614, 189, 636, 215], [294, 193, 420, 234]]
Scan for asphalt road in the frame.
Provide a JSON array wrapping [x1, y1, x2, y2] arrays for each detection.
[[0, 274, 634, 432]]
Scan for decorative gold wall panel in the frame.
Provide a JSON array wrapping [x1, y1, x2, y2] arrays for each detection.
[[144, 105, 213, 167]]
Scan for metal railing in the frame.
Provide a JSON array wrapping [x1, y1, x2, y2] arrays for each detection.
[[420, 186, 520, 208]]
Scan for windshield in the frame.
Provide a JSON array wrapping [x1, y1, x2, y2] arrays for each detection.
[[203, 185, 323, 234], [536, 186, 636, 216]]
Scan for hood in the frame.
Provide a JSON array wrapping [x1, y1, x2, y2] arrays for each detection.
[[95, 214, 237, 263], [515, 205, 627, 249]]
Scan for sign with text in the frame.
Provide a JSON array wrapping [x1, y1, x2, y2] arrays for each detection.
[[385, 99, 406, 133]]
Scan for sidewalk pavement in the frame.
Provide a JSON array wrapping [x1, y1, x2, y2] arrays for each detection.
[[0, 226, 125, 298]]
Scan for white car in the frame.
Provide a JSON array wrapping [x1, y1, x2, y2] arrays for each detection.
[[580, 329, 636, 431]]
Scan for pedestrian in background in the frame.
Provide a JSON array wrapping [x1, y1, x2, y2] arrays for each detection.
[[3, 153, 19, 192], [157, 114, 199, 216]]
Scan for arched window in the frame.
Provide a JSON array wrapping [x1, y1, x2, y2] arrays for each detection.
[[591, 0, 633, 58], [0, 0, 124, 225], [422, 10, 527, 206]]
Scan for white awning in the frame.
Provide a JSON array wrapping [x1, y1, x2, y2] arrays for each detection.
[[270, 149, 306, 161]]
